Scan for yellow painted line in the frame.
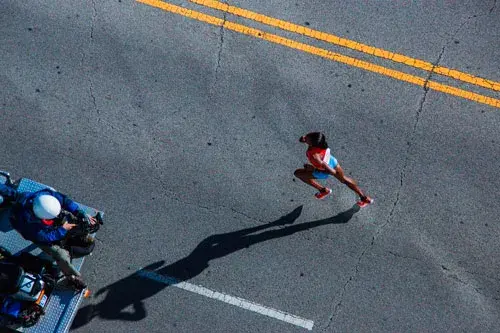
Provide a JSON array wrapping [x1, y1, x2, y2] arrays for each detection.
[[191, 0, 500, 93], [137, 0, 500, 109]]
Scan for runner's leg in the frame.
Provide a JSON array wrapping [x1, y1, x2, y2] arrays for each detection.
[[332, 164, 367, 198], [294, 167, 326, 191]]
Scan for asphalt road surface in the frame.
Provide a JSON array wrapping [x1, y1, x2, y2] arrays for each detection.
[[1, 0, 499, 332]]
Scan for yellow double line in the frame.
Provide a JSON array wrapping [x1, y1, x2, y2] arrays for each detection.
[[137, 0, 500, 109]]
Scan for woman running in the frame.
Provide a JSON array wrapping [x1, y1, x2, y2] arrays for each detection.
[[294, 132, 373, 207]]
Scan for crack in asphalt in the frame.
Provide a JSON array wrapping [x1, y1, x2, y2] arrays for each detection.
[[323, 248, 366, 332], [424, 2, 496, 43], [323, 47, 447, 333], [91, 0, 97, 39], [386, 250, 422, 262], [146, 150, 266, 226], [428, 2, 496, 48], [388, 46, 445, 222], [465, 270, 500, 283], [214, 2, 227, 85], [385, 43, 448, 231], [452, 1, 497, 38], [490, 0, 497, 13], [159, 180, 266, 224], [323, 35, 491, 324], [446, 271, 500, 302], [89, 80, 98, 114], [88, 0, 100, 122]]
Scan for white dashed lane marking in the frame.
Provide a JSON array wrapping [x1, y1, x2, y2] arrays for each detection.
[[138, 269, 314, 330]]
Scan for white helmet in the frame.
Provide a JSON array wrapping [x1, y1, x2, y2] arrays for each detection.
[[33, 194, 61, 219]]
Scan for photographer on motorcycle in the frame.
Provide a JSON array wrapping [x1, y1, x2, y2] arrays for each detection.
[[0, 185, 96, 290]]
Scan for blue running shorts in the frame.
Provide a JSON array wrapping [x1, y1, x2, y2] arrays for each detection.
[[312, 156, 338, 179]]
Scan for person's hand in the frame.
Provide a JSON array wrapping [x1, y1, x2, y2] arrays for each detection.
[[88, 215, 97, 225], [62, 222, 77, 231], [82, 213, 97, 225], [77, 209, 96, 225]]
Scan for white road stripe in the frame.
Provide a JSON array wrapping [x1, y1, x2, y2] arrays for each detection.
[[137, 269, 314, 330]]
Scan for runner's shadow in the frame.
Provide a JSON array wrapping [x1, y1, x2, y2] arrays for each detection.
[[72, 205, 359, 328]]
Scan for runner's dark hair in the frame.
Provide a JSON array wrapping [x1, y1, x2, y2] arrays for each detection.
[[306, 132, 328, 148]]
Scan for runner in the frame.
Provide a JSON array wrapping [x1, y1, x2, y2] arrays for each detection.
[[294, 132, 373, 207]]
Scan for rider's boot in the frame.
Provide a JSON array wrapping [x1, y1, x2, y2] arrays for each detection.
[[67, 275, 87, 291]]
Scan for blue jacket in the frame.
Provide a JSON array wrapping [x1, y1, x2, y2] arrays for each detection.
[[0, 184, 81, 245]]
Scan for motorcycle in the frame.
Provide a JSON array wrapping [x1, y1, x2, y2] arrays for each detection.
[[0, 170, 104, 332]]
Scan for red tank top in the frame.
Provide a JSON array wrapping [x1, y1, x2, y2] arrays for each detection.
[[306, 147, 331, 170]]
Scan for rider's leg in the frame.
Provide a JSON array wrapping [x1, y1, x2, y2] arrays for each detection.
[[38, 244, 81, 277]]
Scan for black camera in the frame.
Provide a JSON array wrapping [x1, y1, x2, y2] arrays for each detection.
[[56, 210, 103, 235]]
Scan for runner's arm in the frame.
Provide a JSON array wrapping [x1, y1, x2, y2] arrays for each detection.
[[311, 154, 337, 176]]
